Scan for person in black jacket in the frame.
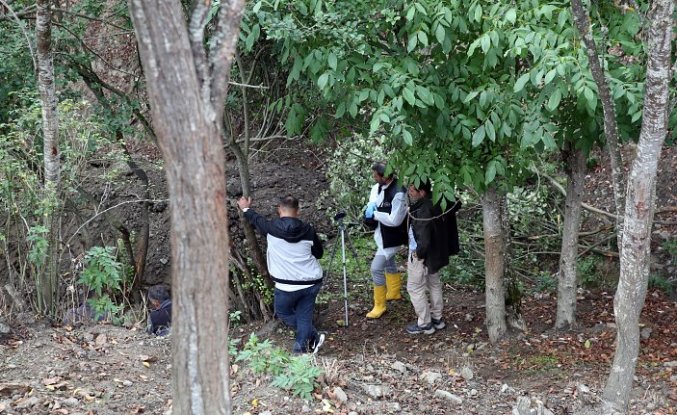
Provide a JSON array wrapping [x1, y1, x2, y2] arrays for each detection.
[[405, 180, 461, 334], [237, 195, 325, 354], [147, 284, 172, 336]]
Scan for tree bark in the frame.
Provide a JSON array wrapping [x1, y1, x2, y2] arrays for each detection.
[[601, 0, 673, 412], [570, 0, 626, 247], [128, 0, 244, 413], [555, 144, 586, 329], [36, 0, 60, 314], [482, 186, 507, 343]]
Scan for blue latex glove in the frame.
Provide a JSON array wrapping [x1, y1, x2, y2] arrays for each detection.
[[365, 202, 377, 219]]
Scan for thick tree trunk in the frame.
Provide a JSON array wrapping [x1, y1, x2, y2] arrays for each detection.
[[555, 145, 586, 329], [601, 0, 673, 412], [570, 0, 626, 247], [129, 0, 244, 413], [36, 0, 60, 314], [482, 186, 507, 343]]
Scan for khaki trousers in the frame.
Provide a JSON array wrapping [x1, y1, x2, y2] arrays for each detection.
[[406, 256, 443, 326]]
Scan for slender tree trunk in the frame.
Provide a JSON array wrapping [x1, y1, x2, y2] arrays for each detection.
[[601, 0, 673, 412], [555, 144, 586, 329], [129, 0, 244, 413], [482, 186, 507, 343], [231, 140, 270, 287], [36, 0, 60, 314], [570, 0, 625, 247]]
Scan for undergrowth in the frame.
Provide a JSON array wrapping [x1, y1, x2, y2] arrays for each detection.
[[233, 334, 322, 400]]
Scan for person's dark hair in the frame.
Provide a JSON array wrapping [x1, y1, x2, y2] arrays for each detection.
[[279, 195, 300, 210], [414, 179, 432, 195], [372, 161, 393, 178], [148, 285, 171, 303]]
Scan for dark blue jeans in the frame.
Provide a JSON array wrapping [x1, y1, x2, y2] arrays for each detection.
[[274, 283, 322, 353]]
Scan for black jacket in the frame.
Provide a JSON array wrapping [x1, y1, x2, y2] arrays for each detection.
[[148, 299, 172, 336], [409, 197, 461, 274]]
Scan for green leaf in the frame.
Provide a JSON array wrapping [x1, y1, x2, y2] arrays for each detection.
[[435, 25, 446, 44], [544, 69, 557, 85], [407, 34, 418, 52], [348, 102, 358, 117], [403, 87, 416, 106], [485, 161, 496, 185], [406, 5, 416, 20], [485, 120, 496, 142], [418, 31, 429, 47], [370, 116, 381, 132], [474, 4, 482, 22], [464, 90, 479, 103], [403, 129, 413, 145], [317, 73, 329, 89], [547, 88, 562, 111], [514, 73, 530, 93], [416, 85, 434, 106], [328, 53, 337, 70], [335, 102, 346, 118], [472, 125, 485, 147], [480, 34, 490, 54], [505, 8, 516, 24]]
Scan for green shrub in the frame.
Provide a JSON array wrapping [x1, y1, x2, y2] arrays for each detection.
[[318, 134, 387, 220], [234, 334, 323, 400], [78, 246, 124, 319]]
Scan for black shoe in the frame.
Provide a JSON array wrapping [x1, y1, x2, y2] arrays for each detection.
[[431, 317, 446, 330], [406, 322, 435, 335]]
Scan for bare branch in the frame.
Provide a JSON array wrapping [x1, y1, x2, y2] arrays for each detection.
[[52, 7, 132, 32], [208, 0, 246, 122], [52, 21, 138, 77], [228, 80, 268, 89], [64, 198, 167, 249]]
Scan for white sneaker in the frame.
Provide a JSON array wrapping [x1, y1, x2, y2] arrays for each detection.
[[312, 333, 325, 354]]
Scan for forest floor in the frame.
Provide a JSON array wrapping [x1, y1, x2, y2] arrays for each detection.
[[1, 142, 675, 415], [0, 287, 675, 415]]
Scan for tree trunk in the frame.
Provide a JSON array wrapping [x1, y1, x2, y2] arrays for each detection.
[[482, 186, 507, 343], [36, 0, 60, 314], [555, 144, 586, 329], [570, 0, 626, 247], [129, 0, 244, 413], [601, 0, 673, 412]]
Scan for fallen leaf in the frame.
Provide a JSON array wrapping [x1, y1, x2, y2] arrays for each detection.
[[0, 383, 30, 396], [43, 377, 61, 386], [95, 334, 107, 346]]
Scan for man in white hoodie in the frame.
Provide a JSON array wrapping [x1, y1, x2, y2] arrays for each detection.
[[238, 195, 325, 354]]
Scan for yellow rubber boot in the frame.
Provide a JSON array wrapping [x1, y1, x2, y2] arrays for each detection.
[[366, 285, 387, 319], [385, 273, 402, 300]]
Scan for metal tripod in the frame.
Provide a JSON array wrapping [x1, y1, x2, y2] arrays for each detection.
[[325, 211, 363, 327]]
